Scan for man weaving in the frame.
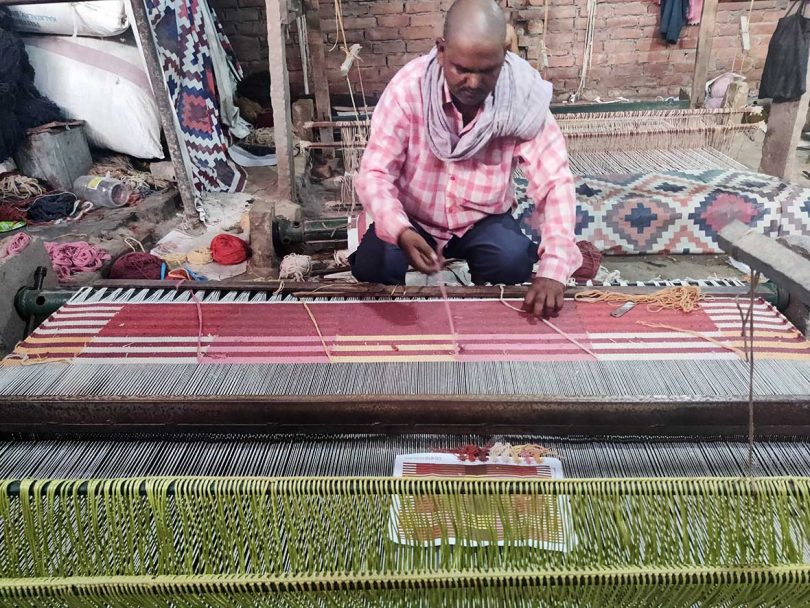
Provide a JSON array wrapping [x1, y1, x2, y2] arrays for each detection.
[[351, 0, 582, 319]]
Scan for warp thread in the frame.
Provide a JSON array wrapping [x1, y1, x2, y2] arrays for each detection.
[[0, 231, 29, 258], [186, 247, 213, 266], [45, 241, 110, 281], [575, 286, 703, 313], [210, 234, 249, 265], [27, 193, 78, 223], [572, 240, 602, 281], [108, 252, 164, 280], [280, 253, 312, 280]]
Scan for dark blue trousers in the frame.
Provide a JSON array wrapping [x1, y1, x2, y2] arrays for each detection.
[[350, 213, 538, 285]]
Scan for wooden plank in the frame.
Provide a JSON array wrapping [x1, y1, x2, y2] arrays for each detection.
[[760, 44, 810, 180], [691, 0, 720, 108], [304, 0, 334, 151], [718, 221, 810, 305], [266, 0, 295, 200]]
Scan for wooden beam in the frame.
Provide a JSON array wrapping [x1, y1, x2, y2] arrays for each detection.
[[691, 0, 719, 108], [266, 0, 296, 200], [304, 0, 334, 150], [717, 221, 810, 305], [760, 45, 810, 180]]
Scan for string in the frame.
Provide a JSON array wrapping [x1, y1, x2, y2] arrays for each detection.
[[575, 286, 703, 313], [637, 321, 746, 358], [302, 301, 332, 362], [437, 277, 460, 357], [499, 286, 598, 358], [746, 271, 760, 474]]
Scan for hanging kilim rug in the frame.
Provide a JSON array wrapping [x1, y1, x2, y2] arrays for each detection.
[[145, 0, 246, 196]]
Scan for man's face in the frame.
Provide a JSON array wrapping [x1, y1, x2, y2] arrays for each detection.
[[437, 37, 505, 108]]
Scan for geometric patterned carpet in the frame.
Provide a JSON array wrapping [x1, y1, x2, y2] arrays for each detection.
[[514, 169, 810, 254]]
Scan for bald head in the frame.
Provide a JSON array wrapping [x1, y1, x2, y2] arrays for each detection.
[[437, 0, 508, 109], [443, 0, 507, 47]]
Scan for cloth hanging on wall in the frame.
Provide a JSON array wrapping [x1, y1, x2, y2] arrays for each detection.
[[687, 0, 703, 24], [142, 0, 246, 196], [759, 0, 810, 102], [659, 0, 689, 43]]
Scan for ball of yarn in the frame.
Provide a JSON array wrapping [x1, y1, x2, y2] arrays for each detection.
[[0, 231, 30, 258], [159, 251, 187, 268], [210, 234, 249, 265], [572, 240, 602, 281], [45, 241, 110, 281], [186, 247, 213, 266], [108, 252, 163, 280], [27, 193, 78, 223]]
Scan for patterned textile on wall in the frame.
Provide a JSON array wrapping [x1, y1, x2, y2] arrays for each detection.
[[145, 0, 246, 199], [514, 169, 810, 254]]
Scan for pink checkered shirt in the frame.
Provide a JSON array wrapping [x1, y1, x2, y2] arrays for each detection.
[[354, 54, 582, 284]]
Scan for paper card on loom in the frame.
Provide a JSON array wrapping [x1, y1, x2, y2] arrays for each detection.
[[388, 453, 576, 551]]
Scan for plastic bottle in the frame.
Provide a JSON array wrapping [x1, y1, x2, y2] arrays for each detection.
[[72, 176, 131, 208]]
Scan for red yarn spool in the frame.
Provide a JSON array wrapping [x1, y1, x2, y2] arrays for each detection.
[[108, 252, 163, 280], [572, 240, 602, 281], [210, 234, 249, 265]]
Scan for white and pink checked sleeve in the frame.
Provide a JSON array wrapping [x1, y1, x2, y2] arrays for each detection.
[[353, 84, 413, 246], [517, 115, 583, 284]]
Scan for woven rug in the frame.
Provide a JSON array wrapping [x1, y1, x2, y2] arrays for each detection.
[[514, 168, 810, 254], [7, 297, 809, 365], [145, 0, 246, 198]]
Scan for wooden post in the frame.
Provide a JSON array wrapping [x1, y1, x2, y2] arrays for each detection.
[[304, 0, 334, 150], [266, 0, 296, 201], [690, 0, 719, 108], [760, 46, 810, 180]]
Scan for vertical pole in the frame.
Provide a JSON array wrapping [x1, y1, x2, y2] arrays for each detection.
[[266, 0, 296, 201], [128, 0, 202, 229], [691, 0, 719, 108], [304, 0, 335, 149]]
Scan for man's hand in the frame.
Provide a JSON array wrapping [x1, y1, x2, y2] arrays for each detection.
[[523, 277, 565, 319], [398, 228, 442, 275]]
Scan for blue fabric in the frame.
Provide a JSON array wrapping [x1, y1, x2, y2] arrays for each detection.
[[350, 213, 538, 285], [660, 0, 688, 44]]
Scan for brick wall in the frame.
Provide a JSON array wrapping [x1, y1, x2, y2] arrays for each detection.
[[211, 0, 788, 103]]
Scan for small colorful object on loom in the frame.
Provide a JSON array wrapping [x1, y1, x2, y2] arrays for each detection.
[[45, 241, 110, 281], [108, 252, 164, 280], [210, 234, 249, 265], [0, 231, 30, 258]]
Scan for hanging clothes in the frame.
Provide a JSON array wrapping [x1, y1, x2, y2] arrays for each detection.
[[687, 0, 703, 25], [660, 0, 689, 43]]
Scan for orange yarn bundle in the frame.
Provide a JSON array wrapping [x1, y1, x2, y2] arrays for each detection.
[[210, 234, 249, 265]]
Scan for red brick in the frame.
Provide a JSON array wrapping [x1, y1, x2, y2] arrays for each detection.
[[601, 39, 636, 54], [341, 16, 376, 29], [371, 40, 406, 54], [547, 17, 575, 32], [372, 2, 405, 15], [605, 16, 640, 28], [550, 5, 576, 19], [366, 27, 400, 41], [407, 39, 437, 52], [547, 54, 575, 68], [400, 25, 435, 39], [409, 13, 439, 27], [376, 14, 410, 27], [406, 1, 440, 13]]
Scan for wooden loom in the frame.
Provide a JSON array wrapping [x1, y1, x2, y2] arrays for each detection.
[[0, 277, 809, 607]]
